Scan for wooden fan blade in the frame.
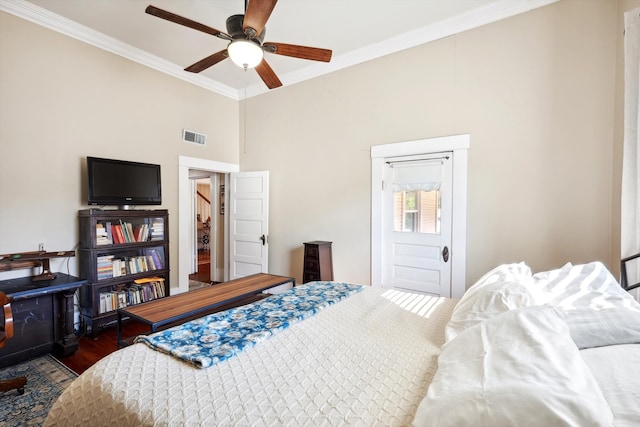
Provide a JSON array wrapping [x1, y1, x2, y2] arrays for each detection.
[[243, 0, 278, 38], [263, 42, 332, 62], [255, 59, 282, 89], [185, 50, 228, 73], [145, 5, 230, 40]]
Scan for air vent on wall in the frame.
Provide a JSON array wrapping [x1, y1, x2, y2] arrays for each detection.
[[183, 129, 207, 146]]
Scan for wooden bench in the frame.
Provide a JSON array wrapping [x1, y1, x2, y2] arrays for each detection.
[[117, 273, 295, 347]]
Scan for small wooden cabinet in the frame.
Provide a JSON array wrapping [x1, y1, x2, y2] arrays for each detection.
[[303, 241, 334, 283], [0, 274, 85, 367], [78, 209, 170, 335]]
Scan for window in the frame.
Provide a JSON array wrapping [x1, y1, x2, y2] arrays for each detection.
[[394, 189, 441, 233]]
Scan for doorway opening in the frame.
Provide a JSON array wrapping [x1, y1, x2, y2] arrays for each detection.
[[177, 156, 270, 295], [178, 156, 239, 296], [189, 174, 225, 290]]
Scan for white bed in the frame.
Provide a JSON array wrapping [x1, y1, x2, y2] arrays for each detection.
[[45, 285, 456, 426], [45, 262, 640, 426]]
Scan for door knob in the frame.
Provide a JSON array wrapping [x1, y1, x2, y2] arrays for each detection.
[[260, 235, 266, 245], [442, 246, 449, 262]]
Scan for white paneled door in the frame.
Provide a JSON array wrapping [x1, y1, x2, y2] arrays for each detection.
[[228, 171, 269, 279], [382, 155, 452, 296], [371, 135, 468, 298]]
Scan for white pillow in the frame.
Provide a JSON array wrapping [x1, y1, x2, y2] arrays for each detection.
[[470, 262, 533, 287], [414, 306, 614, 427], [564, 306, 640, 349], [444, 263, 535, 342], [532, 261, 640, 311]]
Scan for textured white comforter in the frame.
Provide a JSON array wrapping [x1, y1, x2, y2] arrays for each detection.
[[45, 287, 455, 426]]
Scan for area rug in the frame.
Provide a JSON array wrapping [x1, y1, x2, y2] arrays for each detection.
[[0, 355, 77, 426], [189, 279, 211, 291]]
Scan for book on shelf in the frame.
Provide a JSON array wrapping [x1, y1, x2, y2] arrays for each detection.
[[150, 220, 164, 240], [97, 255, 114, 280], [103, 220, 152, 244], [96, 223, 113, 245], [99, 292, 107, 314], [106, 222, 113, 244], [142, 224, 148, 241], [118, 220, 131, 243], [145, 254, 156, 270], [117, 291, 127, 309], [133, 224, 150, 242], [144, 248, 164, 270], [112, 224, 125, 244], [111, 258, 122, 277], [100, 251, 163, 281], [134, 276, 164, 284], [134, 277, 166, 298], [105, 292, 112, 313], [97, 277, 166, 314], [125, 222, 135, 242]]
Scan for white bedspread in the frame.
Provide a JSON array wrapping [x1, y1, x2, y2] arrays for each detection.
[[581, 344, 640, 427], [45, 287, 456, 426]]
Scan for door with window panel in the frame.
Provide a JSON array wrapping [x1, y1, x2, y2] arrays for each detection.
[[382, 154, 452, 296]]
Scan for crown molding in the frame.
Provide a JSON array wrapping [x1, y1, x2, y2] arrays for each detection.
[[241, 0, 560, 98], [331, 0, 560, 72], [2, 0, 559, 100]]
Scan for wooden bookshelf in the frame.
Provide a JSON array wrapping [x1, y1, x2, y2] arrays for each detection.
[[78, 209, 169, 336]]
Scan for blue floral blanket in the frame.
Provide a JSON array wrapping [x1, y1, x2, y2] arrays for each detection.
[[135, 281, 363, 368]]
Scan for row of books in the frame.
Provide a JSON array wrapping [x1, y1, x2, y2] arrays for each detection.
[[96, 249, 164, 280], [96, 220, 164, 246], [98, 278, 166, 314]]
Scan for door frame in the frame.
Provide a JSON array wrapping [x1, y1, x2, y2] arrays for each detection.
[[178, 155, 239, 295], [371, 134, 469, 298]]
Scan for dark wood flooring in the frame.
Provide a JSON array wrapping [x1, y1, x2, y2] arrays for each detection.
[[190, 250, 211, 283], [58, 322, 148, 375]]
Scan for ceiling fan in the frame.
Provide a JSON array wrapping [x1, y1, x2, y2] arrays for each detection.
[[145, 0, 332, 89]]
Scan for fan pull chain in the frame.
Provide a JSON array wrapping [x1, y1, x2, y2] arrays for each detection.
[[243, 68, 248, 155]]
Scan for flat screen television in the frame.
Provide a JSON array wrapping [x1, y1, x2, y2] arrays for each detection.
[[87, 156, 162, 207]]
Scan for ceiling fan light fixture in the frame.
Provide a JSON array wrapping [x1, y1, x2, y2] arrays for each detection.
[[227, 39, 264, 69], [145, 3, 331, 89]]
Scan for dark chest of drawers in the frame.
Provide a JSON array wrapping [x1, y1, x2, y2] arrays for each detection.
[[303, 241, 333, 283]]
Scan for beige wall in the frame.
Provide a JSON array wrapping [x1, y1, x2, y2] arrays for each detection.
[[0, 12, 239, 286], [0, 0, 633, 290], [241, 0, 622, 286]]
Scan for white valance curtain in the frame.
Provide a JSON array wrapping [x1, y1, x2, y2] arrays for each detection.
[[391, 161, 443, 192], [622, 7, 640, 298]]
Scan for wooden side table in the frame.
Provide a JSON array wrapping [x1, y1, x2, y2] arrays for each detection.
[[303, 241, 333, 283]]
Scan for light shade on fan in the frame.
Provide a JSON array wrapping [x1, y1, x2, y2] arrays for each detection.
[[227, 39, 264, 69]]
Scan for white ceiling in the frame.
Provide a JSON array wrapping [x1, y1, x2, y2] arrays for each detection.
[[2, 0, 557, 99]]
